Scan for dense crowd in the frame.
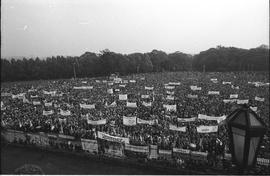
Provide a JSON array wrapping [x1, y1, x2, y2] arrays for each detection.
[[1, 72, 269, 161]]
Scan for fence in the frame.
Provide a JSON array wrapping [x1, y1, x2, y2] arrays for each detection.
[[2, 129, 269, 167]]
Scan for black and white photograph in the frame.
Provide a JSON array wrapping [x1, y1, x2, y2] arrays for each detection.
[[1, 0, 269, 175]]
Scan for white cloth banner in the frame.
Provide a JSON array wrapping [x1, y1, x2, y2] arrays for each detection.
[[108, 82, 114, 86], [30, 95, 39, 98], [12, 93, 25, 99], [107, 89, 113, 94], [198, 114, 226, 123], [231, 85, 239, 89], [165, 85, 175, 90], [208, 91, 220, 95], [177, 117, 196, 122], [166, 95, 175, 100], [44, 102, 53, 107], [210, 78, 218, 83], [237, 99, 249, 104], [87, 118, 106, 125], [129, 80, 136, 83], [127, 102, 137, 108], [60, 109, 71, 116], [80, 103, 95, 109], [43, 110, 54, 116], [145, 86, 154, 90], [169, 82, 181, 86], [137, 118, 156, 125], [125, 144, 149, 153], [222, 81, 232, 85], [97, 131, 129, 144], [166, 91, 175, 95], [197, 125, 218, 133], [119, 84, 126, 88], [169, 124, 186, 132], [230, 94, 238, 99], [163, 104, 177, 112], [81, 139, 98, 153], [250, 106, 258, 112], [223, 99, 237, 103], [73, 86, 93, 90], [188, 94, 198, 98], [190, 86, 202, 91], [123, 116, 137, 126], [43, 90, 56, 95], [123, 80, 128, 84], [255, 96, 265, 102], [142, 101, 152, 107], [141, 95, 150, 99], [119, 94, 128, 100], [33, 101, 41, 105]]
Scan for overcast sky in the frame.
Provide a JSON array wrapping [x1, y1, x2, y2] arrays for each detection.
[[1, 0, 269, 58]]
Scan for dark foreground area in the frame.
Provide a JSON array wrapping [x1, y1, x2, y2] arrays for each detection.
[[1, 144, 184, 175]]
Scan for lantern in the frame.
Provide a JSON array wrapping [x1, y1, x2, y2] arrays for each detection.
[[227, 104, 267, 169]]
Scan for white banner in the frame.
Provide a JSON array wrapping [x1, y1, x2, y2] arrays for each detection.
[[166, 91, 175, 95], [129, 80, 136, 83], [222, 81, 232, 85], [159, 149, 172, 155], [163, 104, 177, 112], [142, 101, 152, 107], [80, 103, 95, 109], [210, 78, 218, 83], [1, 92, 12, 97], [177, 117, 196, 122], [44, 102, 53, 107], [125, 144, 149, 153], [237, 99, 249, 104], [119, 94, 128, 100], [190, 86, 202, 91], [208, 91, 220, 95], [168, 82, 181, 86], [97, 131, 129, 144], [87, 118, 106, 125], [145, 86, 154, 90], [223, 99, 237, 103], [107, 89, 113, 94], [230, 94, 238, 99], [149, 145, 158, 159], [173, 148, 190, 154], [231, 85, 240, 89], [250, 106, 258, 112], [127, 102, 137, 108], [33, 101, 41, 105], [30, 95, 39, 98], [188, 94, 198, 98], [137, 118, 156, 125], [73, 86, 93, 90], [107, 101, 117, 108], [198, 114, 226, 123], [43, 110, 54, 116], [81, 139, 98, 153], [108, 82, 114, 86], [166, 95, 175, 100], [43, 90, 56, 96], [191, 151, 208, 161], [119, 84, 126, 88], [123, 116, 137, 126], [197, 125, 218, 133], [255, 96, 265, 102], [165, 85, 175, 90], [141, 95, 150, 99], [12, 93, 25, 99], [169, 124, 186, 132], [60, 109, 71, 116]]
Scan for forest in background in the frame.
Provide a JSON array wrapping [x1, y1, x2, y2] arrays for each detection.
[[1, 45, 269, 82]]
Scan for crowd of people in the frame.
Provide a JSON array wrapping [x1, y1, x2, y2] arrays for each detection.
[[1, 71, 269, 164]]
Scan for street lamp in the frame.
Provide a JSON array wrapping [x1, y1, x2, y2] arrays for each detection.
[[227, 104, 267, 171]]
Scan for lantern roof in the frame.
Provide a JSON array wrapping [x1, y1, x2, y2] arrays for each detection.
[[227, 104, 266, 131]]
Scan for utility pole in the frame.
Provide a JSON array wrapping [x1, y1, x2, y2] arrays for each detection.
[[73, 63, 77, 79]]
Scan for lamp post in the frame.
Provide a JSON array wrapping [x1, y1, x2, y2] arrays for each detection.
[[226, 104, 267, 172]]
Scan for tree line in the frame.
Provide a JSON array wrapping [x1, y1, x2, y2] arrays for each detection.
[[1, 45, 269, 82]]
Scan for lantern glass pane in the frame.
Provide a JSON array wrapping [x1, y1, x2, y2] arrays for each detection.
[[232, 112, 247, 126], [248, 113, 262, 127], [232, 127, 245, 165], [248, 137, 260, 166]]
